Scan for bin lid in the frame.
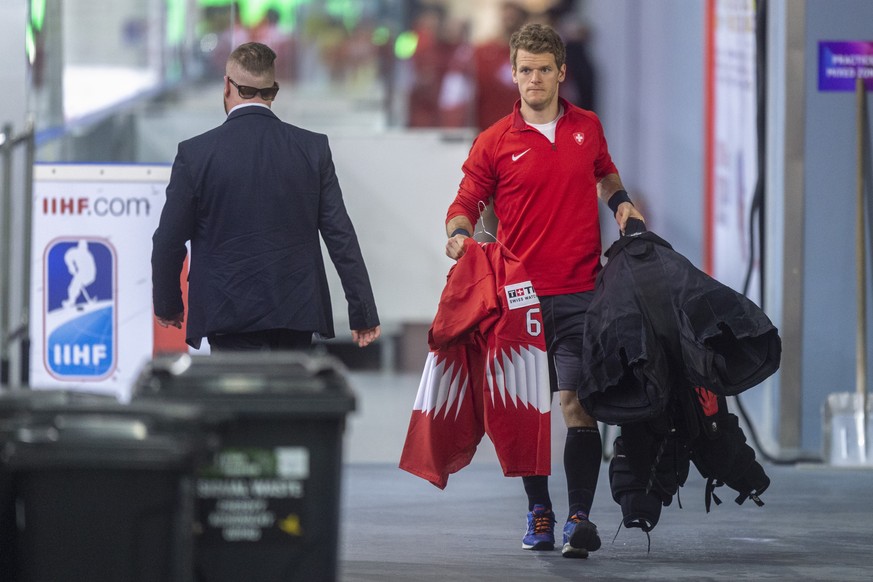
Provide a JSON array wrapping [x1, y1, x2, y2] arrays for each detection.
[[0, 390, 219, 462], [0, 389, 117, 416], [132, 351, 356, 417], [0, 389, 211, 434], [2, 411, 204, 471], [0, 389, 203, 418]]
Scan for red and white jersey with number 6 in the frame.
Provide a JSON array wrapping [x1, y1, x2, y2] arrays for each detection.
[[400, 238, 551, 489]]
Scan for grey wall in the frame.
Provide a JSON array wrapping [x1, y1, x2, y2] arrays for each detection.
[[800, 0, 873, 451], [586, 0, 706, 264], [587, 0, 873, 455]]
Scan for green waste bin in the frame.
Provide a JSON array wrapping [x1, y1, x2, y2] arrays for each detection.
[[0, 389, 209, 582], [133, 351, 356, 582]]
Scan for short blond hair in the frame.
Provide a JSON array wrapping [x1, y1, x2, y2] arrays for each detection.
[[510, 23, 566, 70], [227, 42, 276, 77]]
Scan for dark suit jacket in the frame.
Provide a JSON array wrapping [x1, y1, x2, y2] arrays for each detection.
[[152, 105, 379, 348]]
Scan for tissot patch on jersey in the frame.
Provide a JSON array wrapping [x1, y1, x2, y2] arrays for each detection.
[[504, 280, 539, 310]]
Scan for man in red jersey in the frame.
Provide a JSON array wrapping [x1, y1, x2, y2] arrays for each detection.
[[444, 23, 645, 559]]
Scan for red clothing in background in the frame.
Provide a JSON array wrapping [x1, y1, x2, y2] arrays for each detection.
[[473, 40, 519, 130]]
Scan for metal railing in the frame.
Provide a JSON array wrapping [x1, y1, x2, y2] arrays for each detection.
[[0, 118, 35, 389], [852, 77, 871, 463]]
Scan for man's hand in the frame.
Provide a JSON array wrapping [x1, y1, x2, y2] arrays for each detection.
[[156, 312, 184, 329], [445, 216, 474, 261], [352, 326, 381, 348], [445, 233, 469, 260], [615, 202, 645, 234], [599, 176, 645, 234]]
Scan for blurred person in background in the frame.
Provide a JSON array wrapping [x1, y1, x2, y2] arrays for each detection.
[[211, 2, 251, 75], [438, 16, 475, 127], [252, 8, 295, 81], [545, 0, 597, 111], [472, 1, 530, 130], [407, 4, 454, 127]]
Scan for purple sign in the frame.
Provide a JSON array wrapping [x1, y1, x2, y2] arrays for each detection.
[[819, 41, 873, 91]]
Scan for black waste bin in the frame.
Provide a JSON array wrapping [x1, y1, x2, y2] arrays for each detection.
[[0, 389, 118, 580], [0, 389, 208, 582], [133, 351, 356, 582]]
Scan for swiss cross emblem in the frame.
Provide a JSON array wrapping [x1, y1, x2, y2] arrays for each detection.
[[573, 132, 585, 145]]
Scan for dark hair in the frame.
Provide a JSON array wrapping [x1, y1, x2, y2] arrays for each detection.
[[510, 23, 566, 70], [228, 42, 276, 76]]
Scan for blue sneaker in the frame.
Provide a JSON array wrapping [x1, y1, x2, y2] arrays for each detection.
[[561, 512, 601, 558], [522, 504, 555, 551]]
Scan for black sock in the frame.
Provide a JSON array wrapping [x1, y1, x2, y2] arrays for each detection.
[[564, 426, 602, 519], [522, 475, 551, 511]]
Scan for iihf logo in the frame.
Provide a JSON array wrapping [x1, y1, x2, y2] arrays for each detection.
[[44, 238, 117, 379]]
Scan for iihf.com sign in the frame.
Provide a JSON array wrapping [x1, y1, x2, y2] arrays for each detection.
[[43, 238, 117, 380], [30, 164, 171, 399]]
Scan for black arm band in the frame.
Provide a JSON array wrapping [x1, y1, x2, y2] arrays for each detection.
[[450, 228, 471, 238], [607, 189, 633, 215]]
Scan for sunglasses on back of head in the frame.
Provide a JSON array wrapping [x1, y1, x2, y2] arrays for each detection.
[[228, 77, 279, 101]]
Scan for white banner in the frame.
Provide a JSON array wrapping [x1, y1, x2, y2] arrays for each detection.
[[29, 164, 177, 401], [711, 0, 760, 302]]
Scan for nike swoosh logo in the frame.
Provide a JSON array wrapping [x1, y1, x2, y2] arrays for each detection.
[[511, 149, 531, 162]]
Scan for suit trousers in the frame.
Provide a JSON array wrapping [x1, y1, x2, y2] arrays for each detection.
[[207, 329, 313, 352]]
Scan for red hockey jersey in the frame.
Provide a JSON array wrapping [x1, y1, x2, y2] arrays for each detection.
[[399, 238, 551, 489]]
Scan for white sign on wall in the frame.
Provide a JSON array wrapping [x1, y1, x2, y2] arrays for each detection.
[[709, 0, 760, 303], [29, 164, 175, 400]]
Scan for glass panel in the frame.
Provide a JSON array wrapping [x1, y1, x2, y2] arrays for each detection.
[[29, 0, 168, 133], [29, 0, 545, 163]]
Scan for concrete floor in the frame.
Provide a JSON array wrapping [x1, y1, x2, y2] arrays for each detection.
[[4, 370, 867, 582], [339, 461, 871, 582], [339, 373, 872, 582]]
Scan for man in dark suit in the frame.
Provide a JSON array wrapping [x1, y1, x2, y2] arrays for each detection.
[[152, 42, 380, 352]]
